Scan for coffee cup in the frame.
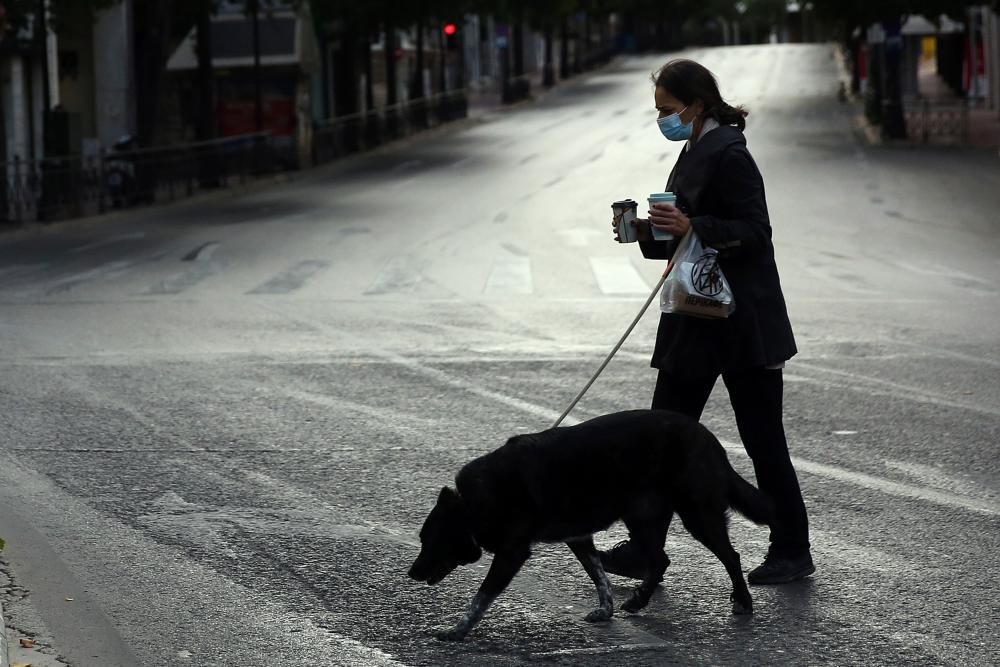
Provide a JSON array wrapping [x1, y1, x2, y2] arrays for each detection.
[[647, 192, 677, 240], [611, 199, 639, 243]]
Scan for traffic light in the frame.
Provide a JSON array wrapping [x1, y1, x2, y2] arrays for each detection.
[[443, 22, 459, 51]]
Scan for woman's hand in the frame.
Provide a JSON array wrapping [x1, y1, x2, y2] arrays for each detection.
[[611, 217, 655, 242], [648, 203, 690, 237]]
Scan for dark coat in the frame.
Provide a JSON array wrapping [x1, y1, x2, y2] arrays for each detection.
[[639, 125, 796, 378]]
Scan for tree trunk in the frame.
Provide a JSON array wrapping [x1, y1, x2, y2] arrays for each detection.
[[411, 14, 425, 99], [195, 3, 215, 142], [880, 19, 906, 140], [438, 19, 447, 93], [543, 23, 555, 87], [251, 0, 263, 133], [512, 4, 524, 77], [134, 0, 173, 147], [363, 36, 375, 111], [195, 1, 218, 186], [560, 17, 570, 79], [385, 18, 397, 107]]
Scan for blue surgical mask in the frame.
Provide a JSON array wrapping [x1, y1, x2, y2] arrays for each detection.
[[657, 106, 693, 141]]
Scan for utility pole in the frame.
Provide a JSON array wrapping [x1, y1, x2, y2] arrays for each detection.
[[38, 0, 50, 151], [251, 0, 263, 133], [880, 18, 906, 140]]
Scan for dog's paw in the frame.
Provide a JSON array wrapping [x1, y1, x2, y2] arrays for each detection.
[[621, 594, 646, 614], [584, 607, 612, 623], [434, 627, 468, 642], [730, 595, 753, 616]]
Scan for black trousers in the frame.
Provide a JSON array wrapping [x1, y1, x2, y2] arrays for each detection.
[[652, 367, 810, 557]]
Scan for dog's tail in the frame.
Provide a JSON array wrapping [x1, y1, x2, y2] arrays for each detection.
[[727, 466, 775, 526]]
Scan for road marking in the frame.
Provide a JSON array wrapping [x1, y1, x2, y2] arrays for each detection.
[[790, 362, 1000, 418], [485, 257, 532, 295], [44, 259, 134, 294], [275, 387, 438, 437], [247, 259, 329, 295], [183, 241, 220, 262], [366, 258, 425, 295], [883, 459, 992, 499], [396, 359, 998, 516], [719, 441, 999, 516], [895, 260, 994, 289], [147, 264, 216, 295], [589, 256, 649, 294], [555, 228, 604, 248], [890, 339, 1000, 369], [535, 643, 670, 658], [0, 262, 48, 279], [393, 159, 423, 171], [71, 232, 146, 253]]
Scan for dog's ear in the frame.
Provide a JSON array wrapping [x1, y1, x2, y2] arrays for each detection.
[[437, 486, 460, 506]]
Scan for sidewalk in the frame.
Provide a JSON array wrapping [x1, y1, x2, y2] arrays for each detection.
[[834, 43, 1000, 151], [2, 562, 69, 667], [1, 597, 6, 667], [914, 63, 1000, 148]]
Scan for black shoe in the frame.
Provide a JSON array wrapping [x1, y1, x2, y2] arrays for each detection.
[[598, 540, 669, 581], [747, 551, 815, 585]]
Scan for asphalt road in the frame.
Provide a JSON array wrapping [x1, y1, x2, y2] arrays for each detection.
[[1, 44, 999, 667]]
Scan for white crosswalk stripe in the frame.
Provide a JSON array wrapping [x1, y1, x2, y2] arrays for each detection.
[[588, 256, 650, 294], [484, 257, 533, 295]]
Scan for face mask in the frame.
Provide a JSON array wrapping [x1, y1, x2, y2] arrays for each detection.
[[657, 106, 693, 141]]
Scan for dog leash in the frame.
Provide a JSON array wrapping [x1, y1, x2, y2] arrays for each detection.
[[551, 261, 674, 429]]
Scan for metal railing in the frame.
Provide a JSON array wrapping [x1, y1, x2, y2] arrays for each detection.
[[311, 90, 469, 166], [904, 100, 970, 145], [0, 132, 280, 225]]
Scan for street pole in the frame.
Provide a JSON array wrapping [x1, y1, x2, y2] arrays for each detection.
[[543, 23, 555, 87], [252, 0, 263, 133], [881, 18, 907, 140]]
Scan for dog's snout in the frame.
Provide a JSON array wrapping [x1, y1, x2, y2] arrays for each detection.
[[408, 554, 428, 581]]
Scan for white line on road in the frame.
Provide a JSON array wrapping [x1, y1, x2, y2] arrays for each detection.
[[789, 361, 1000, 418], [534, 643, 670, 658], [191, 241, 220, 262], [589, 256, 649, 294], [43, 259, 133, 294], [258, 308, 997, 519], [0, 262, 48, 279], [392, 160, 423, 172], [276, 387, 439, 437], [71, 232, 146, 253], [397, 358, 998, 516], [485, 257, 533, 295], [718, 441, 999, 517]]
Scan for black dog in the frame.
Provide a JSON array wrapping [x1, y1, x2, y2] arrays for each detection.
[[408, 409, 774, 641]]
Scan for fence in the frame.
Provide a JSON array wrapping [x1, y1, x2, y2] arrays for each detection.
[[0, 132, 279, 225], [1, 90, 471, 226], [312, 90, 468, 165], [904, 100, 970, 145]]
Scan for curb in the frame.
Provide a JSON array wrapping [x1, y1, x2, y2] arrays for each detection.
[[1, 598, 9, 667]]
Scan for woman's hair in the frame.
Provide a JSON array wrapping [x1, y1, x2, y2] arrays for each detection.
[[652, 59, 748, 131]]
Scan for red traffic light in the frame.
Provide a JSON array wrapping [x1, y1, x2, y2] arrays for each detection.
[[443, 23, 457, 36]]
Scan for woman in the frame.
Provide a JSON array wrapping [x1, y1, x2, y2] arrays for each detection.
[[600, 59, 813, 585]]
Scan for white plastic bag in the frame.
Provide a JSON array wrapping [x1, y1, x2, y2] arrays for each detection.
[[660, 229, 735, 318]]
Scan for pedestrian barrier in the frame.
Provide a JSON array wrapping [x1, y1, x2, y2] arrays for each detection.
[[0, 133, 279, 226], [311, 90, 469, 166], [904, 100, 970, 145]]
